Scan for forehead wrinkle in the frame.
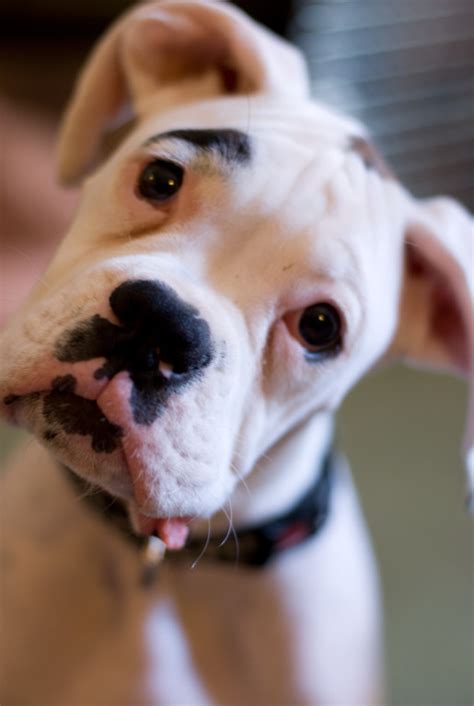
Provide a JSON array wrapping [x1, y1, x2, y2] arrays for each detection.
[[296, 161, 365, 301], [303, 234, 363, 299], [348, 135, 393, 179]]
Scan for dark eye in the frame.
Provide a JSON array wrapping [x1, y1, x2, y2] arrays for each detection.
[[137, 159, 184, 203], [290, 303, 342, 359]]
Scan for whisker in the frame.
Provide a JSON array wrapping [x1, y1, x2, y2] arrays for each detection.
[[101, 494, 122, 514], [70, 481, 103, 504], [191, 518, 212, 570], [222, 500, 240, 569], [230, 463, 252, 499], [230, 525, 240, 570], [219, 502, 235, 548]]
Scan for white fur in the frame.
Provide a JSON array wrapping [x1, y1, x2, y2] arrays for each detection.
[[1, 2, 472, 704]]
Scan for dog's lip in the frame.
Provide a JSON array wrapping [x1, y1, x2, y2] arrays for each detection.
[[4, 370, 197, 550], [1, 358, 111, 420], [2, 372, 115, 433], [2, 389, 49, 427], [2, 394, 24, 424]]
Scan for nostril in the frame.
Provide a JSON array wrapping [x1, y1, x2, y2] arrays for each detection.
[[158, 360, 174, 379], [108, 279, 213, 377], [136, 348, 159, 372]]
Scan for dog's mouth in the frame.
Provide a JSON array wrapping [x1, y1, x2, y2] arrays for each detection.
[[1, 287, 233, 546], [63, 464, 193, 549], [132, 514, 191, 549], [6, 388, 193, 549], [3, 373, 219, 551]]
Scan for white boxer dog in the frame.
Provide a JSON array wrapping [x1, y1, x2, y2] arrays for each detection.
[[1, 2, 472, 704]]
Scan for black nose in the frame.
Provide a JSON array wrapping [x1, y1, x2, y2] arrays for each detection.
[[109, 280, 213, 375]]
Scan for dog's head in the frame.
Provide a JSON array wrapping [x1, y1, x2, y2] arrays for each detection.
[[1, 1, 472, 544]]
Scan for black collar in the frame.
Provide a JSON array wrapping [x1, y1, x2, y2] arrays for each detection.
[[63, 449, 334, 569], [182, 448, 334, 567]]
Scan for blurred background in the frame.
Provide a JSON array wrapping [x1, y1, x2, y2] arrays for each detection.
[[1, 1, 473, 703]]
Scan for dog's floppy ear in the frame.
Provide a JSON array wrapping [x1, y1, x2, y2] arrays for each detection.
[[392, 196, 474, 503], [57, 0, 309, 185]]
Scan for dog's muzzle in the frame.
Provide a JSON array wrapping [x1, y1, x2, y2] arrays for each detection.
[[52, 279, 214, 428], [1, 278, 234, 548], [2, 277, 215, 485]]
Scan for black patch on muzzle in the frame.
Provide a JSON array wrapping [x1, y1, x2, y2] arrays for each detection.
[[54, 280, 213, 426], [43, 375, 123, 453], [4, 392, 41, 406]]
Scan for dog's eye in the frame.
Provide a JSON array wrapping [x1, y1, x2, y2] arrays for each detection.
[[137, 159, 184, 203], [287, 303, 342, 360]]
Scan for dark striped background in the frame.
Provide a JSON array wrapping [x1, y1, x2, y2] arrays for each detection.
[[3, 0, 473, 210], [291, 0, 474, 207]]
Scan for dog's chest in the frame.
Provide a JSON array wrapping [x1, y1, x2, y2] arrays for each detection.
[[1, 446, 304, 705], [2, 441, 382, 706]]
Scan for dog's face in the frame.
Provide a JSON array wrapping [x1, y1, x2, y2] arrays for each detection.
[[1, 1, 472, 539]]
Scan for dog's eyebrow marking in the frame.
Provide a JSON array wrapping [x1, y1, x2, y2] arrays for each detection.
[[144, 129, 251, 165], [348, 136, 393, 179]]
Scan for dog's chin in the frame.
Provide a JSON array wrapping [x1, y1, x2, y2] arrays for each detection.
[[6, 390, 237, 548], [64, 463, 231, 550], [52, 438, 235, 535], [62, 465, 195, 549]]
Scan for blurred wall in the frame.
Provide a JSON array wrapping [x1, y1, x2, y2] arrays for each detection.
[[339, 368, 473, 706]]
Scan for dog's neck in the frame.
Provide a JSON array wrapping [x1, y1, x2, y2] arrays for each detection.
[[197, 412, 334, 536]]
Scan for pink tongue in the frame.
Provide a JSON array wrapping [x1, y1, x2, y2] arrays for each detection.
[[137, 515, 190, 550], [155, 519, 190, 550]]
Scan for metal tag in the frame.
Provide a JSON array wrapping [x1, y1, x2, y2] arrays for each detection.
[[139, 535, 166, 587]]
